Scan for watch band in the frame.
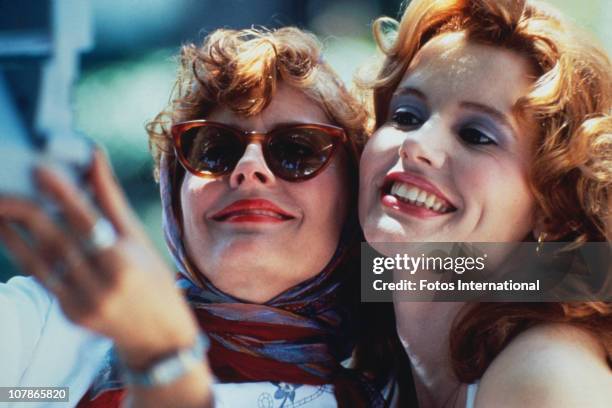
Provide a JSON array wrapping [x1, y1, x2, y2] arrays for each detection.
[[118, 332, 210, 388]]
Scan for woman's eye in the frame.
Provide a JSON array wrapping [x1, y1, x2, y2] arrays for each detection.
[[459, 127, 497, 145], [285, 141, 315, 157], [391, 107, 424, 127]]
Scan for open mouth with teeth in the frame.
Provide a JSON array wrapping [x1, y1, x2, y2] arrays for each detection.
[[382, 180, 456, 215]]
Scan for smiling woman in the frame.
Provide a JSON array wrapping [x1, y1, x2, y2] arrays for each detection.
[[357, 0, 612, 407], [177, 83, 352, 303]]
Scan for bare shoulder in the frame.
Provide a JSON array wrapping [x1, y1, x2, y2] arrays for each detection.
[[474, 323, 612, 408]]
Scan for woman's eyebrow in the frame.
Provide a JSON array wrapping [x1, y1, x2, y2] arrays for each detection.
[[392, 86, 427, 101], [460, 101, 516, 136]]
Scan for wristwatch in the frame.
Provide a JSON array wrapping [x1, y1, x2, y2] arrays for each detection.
[[118, 333, 210, 388]]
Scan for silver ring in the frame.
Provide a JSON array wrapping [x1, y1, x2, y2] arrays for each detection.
[[83, 217, 118, 255], [45, 260, 68, 290]]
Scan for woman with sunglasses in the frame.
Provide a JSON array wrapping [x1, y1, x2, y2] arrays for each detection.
[[358, 0, 611, 406], [0, 27, 399, 407]]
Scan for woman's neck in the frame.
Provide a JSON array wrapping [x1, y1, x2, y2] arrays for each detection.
[[395, 301, 467, 408]]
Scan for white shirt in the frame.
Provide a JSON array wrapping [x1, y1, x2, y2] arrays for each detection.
[[0, 276, 112, 407], [0, 276, 338, 408]]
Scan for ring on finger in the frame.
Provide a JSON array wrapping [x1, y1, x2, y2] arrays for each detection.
[[82, 217, 118, 255]]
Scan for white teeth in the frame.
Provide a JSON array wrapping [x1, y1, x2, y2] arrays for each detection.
[[416, 190, 428, 203], [389, 181, 451, 213], [406, 187, 419, 201], [425, 194, 436, 208], [391, 183, 400, 195], [398, 184, 410, 198]]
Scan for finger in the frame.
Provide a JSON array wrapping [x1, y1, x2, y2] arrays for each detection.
[[0, 198, 69, 252], [0, 220, 51, 282], [89, 149, 142, 237], [0, 198, 73, 254], [0, 199, 101, 291], [0, 220, 96, 321], [35, 166, 98, 236]]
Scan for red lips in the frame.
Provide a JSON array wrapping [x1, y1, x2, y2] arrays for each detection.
[[211, 199, 295, 223]]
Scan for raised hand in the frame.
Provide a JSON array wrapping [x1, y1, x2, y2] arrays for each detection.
[[0, 150, 198, 368]]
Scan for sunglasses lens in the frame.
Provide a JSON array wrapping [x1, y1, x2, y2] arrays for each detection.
[[267, 127, 336, 180], [178, 125, 243, 175]]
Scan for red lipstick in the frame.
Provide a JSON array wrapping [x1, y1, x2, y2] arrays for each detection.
[[211, 199, 295, 223]]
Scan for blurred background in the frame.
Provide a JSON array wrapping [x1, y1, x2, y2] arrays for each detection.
[[1, 0, 611, 281]]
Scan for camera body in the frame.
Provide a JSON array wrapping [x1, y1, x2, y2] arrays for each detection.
[[0, 0, 93, 201]]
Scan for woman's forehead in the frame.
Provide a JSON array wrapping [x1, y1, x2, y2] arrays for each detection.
[[397, 33, 532, 113]]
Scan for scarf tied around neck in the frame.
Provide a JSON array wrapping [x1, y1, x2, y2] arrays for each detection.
[[77, 154, 385, 408]]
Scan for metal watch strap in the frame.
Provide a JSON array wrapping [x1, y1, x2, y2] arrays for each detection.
[[118, 332, 210, 388]]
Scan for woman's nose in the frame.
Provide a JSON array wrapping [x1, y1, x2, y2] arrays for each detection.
[[229, 142, 276, 188], [398, 121, 448, 169]]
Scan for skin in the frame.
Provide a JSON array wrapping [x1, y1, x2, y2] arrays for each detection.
[[359, 33, 611, 407], [180, 82, 350, 303], [476, 323, 612, 407]]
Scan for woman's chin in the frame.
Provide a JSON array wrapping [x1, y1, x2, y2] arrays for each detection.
[[215, 232, 289, 253], [364, 215, 422, 244], [211, 277, 283, 303]]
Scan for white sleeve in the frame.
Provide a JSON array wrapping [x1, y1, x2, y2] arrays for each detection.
[[0, 275, 112, 406], [0, 276, 54, 385]]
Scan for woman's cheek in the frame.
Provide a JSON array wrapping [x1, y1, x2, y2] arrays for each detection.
[[467, 156, 535, 239]]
